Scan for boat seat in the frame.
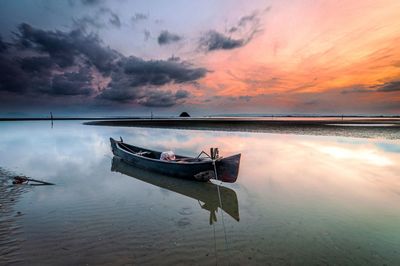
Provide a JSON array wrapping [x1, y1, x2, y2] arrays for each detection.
[[175, 158, 206, 163], [136, 151, 151, 156]]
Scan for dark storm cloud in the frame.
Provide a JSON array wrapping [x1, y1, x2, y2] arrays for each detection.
[[100, 86, 190, 107], [0, 55, 29, 93], [175, 89, 189, 99], [0, 53, 94, 96], [47, 69, 93, 96], [200, 30, 244, 51], [17, 23, 119, 71], [201, 9, 266, 51], [157, 30, 182, 45], [97, 83, 190, 107], [0, 36, 7, 52], [17, 23, 75, 67], [138, 89, 190, 107], [98, 57, 206, 106], [376, 80, 400, 92], [2, 23, 208, 108], [97, 88, 135, 102], [96, 66, 141, 103], [19, 56, 54, 73], [341, 81, 400, 94], [121, 56, 207, 85], [97, 55, 204, 105], [0, 23, 112, 96]]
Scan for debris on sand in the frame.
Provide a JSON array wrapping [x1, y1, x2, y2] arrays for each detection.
[[12, 176, 54, 186]]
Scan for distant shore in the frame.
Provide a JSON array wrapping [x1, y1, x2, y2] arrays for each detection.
[[0, 117, 142, 121], [85, 118, 400, 139], [2, 116, 400, 139], [1, 115, 399, 122]]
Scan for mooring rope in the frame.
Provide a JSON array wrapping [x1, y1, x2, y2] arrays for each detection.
[[212, 159, 230, 263], [212, 220, 218, 266]]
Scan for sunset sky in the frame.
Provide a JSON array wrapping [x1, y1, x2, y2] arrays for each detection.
[[1, 0, 400, 116]]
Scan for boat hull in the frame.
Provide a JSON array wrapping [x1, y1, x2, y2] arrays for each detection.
[[110, 138, 240, 182]]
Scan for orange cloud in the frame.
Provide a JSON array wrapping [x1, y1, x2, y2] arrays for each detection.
[[191, 0, 400, 113]]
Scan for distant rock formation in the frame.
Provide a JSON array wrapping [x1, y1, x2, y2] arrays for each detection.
[[179, 112, 190, 117]]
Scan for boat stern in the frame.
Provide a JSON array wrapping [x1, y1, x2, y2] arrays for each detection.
[[215, 154, 241, 183]]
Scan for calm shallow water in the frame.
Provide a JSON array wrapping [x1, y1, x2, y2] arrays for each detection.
[[0, 121, 399, 265]]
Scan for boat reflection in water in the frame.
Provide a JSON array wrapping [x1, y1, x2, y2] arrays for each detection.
[[111, 156, 239, 224]]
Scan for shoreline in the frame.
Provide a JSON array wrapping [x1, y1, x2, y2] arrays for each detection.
[[2, 117, 399, 139], [0, 117, 142, 121], [84, 118, 400, 139], [1, 115, 399, 122]]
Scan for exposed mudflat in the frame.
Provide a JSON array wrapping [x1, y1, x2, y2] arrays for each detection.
[[86, 118, 400, 139]]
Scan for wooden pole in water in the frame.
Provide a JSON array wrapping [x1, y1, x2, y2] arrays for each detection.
[[50, 112, 54, 128]]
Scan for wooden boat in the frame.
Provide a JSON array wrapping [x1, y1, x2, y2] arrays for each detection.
[[111, 156, 239, 224], [110, 138, 241, 183]]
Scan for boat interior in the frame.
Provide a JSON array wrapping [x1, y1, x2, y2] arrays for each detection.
[[117, 141, 208, 162], [118, 142, 160, 159]]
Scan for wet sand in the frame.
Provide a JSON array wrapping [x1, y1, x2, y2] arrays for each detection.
[[85, 118, 400, 139], [0, 169, 28, 265]]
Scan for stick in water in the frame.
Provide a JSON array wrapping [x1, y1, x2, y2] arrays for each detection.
[[13, 176, 55, 185]]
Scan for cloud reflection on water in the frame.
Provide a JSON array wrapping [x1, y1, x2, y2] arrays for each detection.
[[1, 121, 399, 209], [0, 121, 399, 265]]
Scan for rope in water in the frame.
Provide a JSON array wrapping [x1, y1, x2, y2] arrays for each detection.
[[212, 221, 218, 266], [212, 159, 229, 263]]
